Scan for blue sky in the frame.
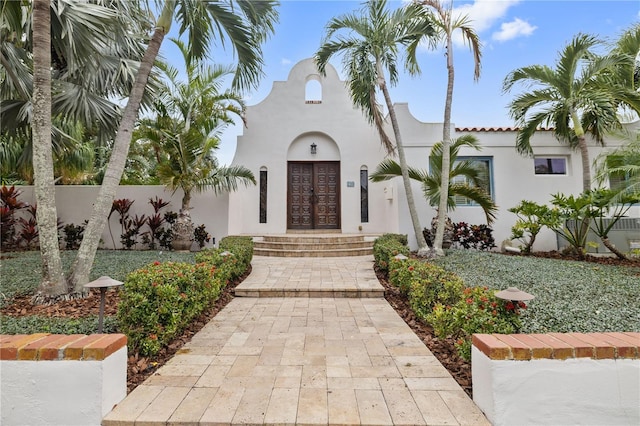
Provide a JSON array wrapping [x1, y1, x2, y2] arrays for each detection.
[[161, 0, 639, 165]]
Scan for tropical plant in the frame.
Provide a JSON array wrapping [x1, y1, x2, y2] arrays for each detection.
[[315, 0, 436, 255], [145, 40, 256, 214], [13, 0, 277, 299], [594, 133, 640, 201], [416, 0, 482, 256], [586, 188, 640, 260], [371, 134, 498, 224], [503, 32, 640, 193], [508, 200, 554, 254]]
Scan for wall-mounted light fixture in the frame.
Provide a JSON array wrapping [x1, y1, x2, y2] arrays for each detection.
[[310, 143, 317, 155]]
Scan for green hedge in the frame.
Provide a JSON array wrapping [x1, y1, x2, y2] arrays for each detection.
[[118, 236, 254, 356], [195, 236, 253, 283], [386, 253, 522, 361], [372, 233, 410, 273], [117, 261, 221, 356]]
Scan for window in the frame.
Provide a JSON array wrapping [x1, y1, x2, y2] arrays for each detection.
[[534, 157, 567, 175], [606, 155, 629, 191], [259, 167, 267, 223], [305, 79, 322, 104], [451, 157, 493, 206], [360, 167, 369, 223]]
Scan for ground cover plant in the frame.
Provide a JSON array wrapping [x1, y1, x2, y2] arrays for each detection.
[[433, 250, 640, 334]]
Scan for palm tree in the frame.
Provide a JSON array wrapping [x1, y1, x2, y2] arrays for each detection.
[[595, 134, 640, 200], [370, 134, 497, 224], [31, 0, 65, 295], [315, 0, 436, 254], [67, 0, 278, 294], [15, 1, 278, 297], [503, 33, 640, 193], [416, 0, 481, 256], [3, 0, 160, 298], [137, 40, 256, 249]]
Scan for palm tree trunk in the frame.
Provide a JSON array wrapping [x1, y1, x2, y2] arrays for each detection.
[[68, 17, 171, 293], [433, 35, 455, 257], [377, 70, 428, 254], [600, 236, 627, 260], [577, 135, 592, 192], [33, 0, 66, 299]]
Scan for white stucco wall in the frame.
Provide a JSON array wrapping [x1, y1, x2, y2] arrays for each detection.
[[472, 346, 640, 426], [229, 58, 401, 236], [0, 346, 127, 426], [229, 58, 637, 251], [13, 185, 229, 250]]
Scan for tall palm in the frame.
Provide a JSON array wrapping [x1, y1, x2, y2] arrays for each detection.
[[315, 0, 436, 254], [31, 0, 65, 295], [417, 0, 481, 256], [370, 134, 497, 224], [64, 0, 278, 294], [503, 33, 640, 193], [141, 39, 256, 213], [3, 0, 152, 297]]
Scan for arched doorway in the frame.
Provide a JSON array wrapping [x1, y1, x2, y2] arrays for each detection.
[[286, 133, 340, 230]]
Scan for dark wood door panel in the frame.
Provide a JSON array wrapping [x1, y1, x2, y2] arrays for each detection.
[[287, 161, 340, 230]]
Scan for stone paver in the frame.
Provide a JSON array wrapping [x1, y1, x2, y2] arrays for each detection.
[[103, 255, 489, 425]]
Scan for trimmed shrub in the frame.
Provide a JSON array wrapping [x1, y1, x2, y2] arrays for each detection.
[[373, 233, 410, 273], [408, 264, 465, 321], [388, 258, 424, 294], [427, 286, 523, 361], [117, 261, 221, 356], [195, 236, 253, 283], [219, 235, 254, 267]]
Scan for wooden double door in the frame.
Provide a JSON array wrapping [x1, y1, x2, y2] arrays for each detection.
[[287, 161, 340, 230]]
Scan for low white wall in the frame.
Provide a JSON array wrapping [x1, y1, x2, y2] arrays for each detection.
[[472, 346, 640, 425], [13, 185, 229, 250], [0, 346, 127, 426]]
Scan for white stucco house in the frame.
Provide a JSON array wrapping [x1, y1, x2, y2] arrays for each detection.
[[227, 58, 638, 251]]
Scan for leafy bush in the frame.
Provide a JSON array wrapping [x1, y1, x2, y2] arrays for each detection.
[[63, 222, 86, 250], [373, 234, 410, 273], [451, 222, 496, 251], [508, 200, 554, 254], [117, 261, 221, 356], [408, 264, 465, 322], [219, 235, 254, 267], [428, 286, 523, 360], [195, 236, 253, 283], [388, 258, 424, 294], [194, 224, 211, 249]]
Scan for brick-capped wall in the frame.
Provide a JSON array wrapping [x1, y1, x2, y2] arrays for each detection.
[[473, 332, 639, 360], [0, 333, 127, 361]]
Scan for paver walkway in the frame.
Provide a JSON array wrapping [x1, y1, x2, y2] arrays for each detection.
[[103, 255, 489, 425]]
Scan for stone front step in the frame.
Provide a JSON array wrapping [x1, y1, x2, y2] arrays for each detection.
[[252, 234, 377, 258], [233, 256, 384, 298]]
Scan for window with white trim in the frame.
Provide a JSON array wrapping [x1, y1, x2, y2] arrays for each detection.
[[451, 157, 493, 206]]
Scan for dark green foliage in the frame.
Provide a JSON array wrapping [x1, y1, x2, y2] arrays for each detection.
[[196, 236, 253, 283], [63, 222, 86, 250], [117, 261, 221, 356], [372, 234, 410, 273], [451, 222, 496, 251], [194, 224, 211, 249]]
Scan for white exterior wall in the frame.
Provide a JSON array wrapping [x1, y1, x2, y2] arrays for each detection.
[[229, 58, 400, 236], [13, 186, 229, 250], [0, 347, 127, 426], [229, 58, 637, 250], [471, 346, 640, 426]]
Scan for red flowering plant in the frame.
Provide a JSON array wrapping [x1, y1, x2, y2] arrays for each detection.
[[427, 286, 522, 361]]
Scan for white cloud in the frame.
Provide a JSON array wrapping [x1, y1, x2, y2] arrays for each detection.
[[492, 18, 537, 42], [281, 58, 292, 66]]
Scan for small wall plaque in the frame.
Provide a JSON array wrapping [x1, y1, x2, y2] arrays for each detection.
[[346, 181, 355, 187]]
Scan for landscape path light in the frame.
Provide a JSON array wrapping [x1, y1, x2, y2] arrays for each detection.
[[84, 276, 124, 333], [495, 287, 534, 332], [393, 254, 408, 260]]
